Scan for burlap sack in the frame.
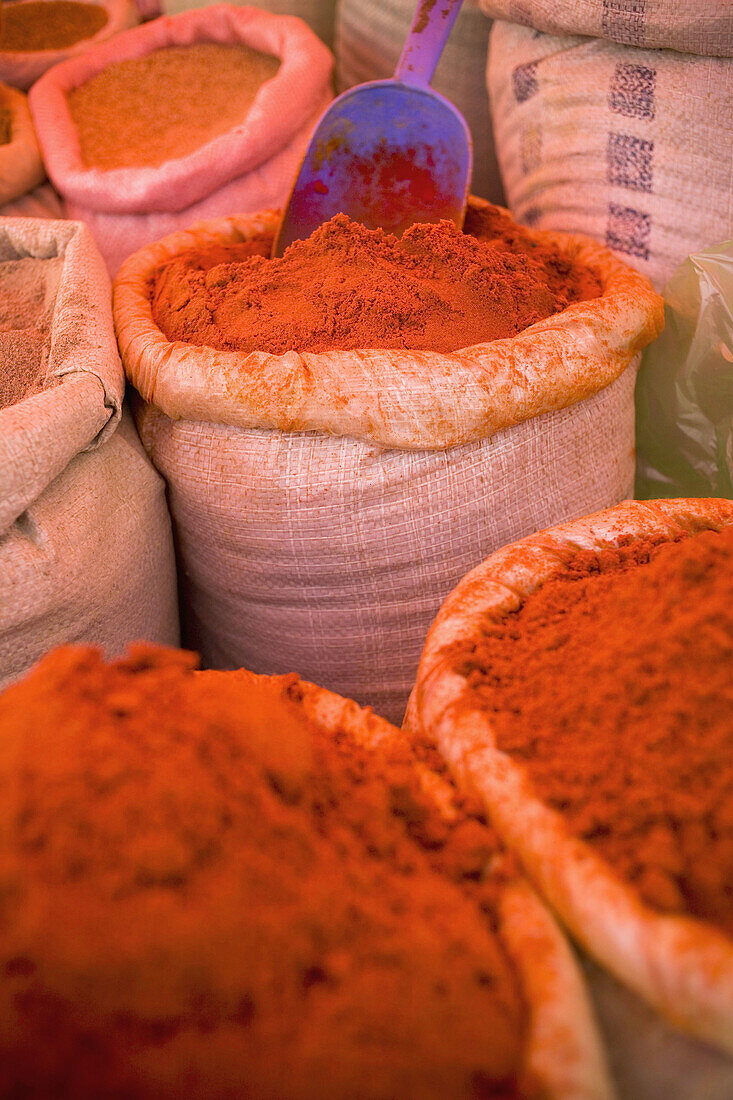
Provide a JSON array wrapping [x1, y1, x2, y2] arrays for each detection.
[[29, 5, 334, 274], [114, 200, 663, 723], [488, 21, 733, 290], [0, 217, 179, 689], [476, 0, 733, 57], [0, 83, 44, 206], [336, 0, 502, 203], [0, 0, 139, 90], [0, 184, 65, 220], [162, 0, 338, 49]]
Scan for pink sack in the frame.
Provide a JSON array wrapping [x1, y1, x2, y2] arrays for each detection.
[[0, 0, 139, 91], [28, 5, 334, 274]]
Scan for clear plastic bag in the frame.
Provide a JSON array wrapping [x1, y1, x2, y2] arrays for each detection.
[[635, 241, 733, 499]]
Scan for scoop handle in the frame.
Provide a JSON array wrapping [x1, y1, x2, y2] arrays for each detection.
[[394, 0, 465, 88]]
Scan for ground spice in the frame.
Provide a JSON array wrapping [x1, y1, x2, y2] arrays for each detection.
[[0, 644, 527, 1099], [450, 526, 733, 936], [0, 256, 62, 410], [152, 203, 602, 355], [0, 1, 108, 52], [68, 43, 281, 171]]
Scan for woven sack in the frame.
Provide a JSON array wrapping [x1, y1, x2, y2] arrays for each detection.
[[28, 5, 334, 274], [0, 83, 44, 205], [113, 199, 662, 724], [0, 0, 139, 90], [0, 184, 65, 220], [405, 498, 733, 1057], [162, 0, 338, 49], [335, 0, 502, 203], [488, 21, 733, 290], [0, 217, 179, 689], [476, 0, 733, 57]]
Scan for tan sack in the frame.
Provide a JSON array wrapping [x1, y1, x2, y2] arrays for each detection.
[[476, 0, 733, 57], [0, 83, 43, 206], [0, 217, 179, 689], [0, 0, 139, 90], [162, 0, 338, 49], [113, 200, 662, 724], [488, 21, 733, 290]]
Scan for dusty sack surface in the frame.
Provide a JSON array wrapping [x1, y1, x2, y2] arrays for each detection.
[[0, 644, 529, 1099], [450, 525, 733, 936], [151, 202, 602, 355]]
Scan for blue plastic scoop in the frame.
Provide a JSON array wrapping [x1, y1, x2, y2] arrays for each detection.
[[272, 0, 472, 257]]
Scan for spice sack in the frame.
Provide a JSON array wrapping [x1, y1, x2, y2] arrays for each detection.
[[0, 217, 179, 689], [28, 5, 334, 275], [0, 0, 139, 91], [114, 200, 662, 724], [487, 20, 733, 289], [0, 83, 44, 206]]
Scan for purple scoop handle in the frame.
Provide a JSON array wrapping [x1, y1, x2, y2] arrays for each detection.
[[394, 0, 465, 87]]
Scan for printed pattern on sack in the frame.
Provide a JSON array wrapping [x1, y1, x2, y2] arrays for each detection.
[[602, 0, 647, 46], [607, 133, 654, 192], [521, 124, 543, 174], [609, 63, 656, 120], [512, 61, 539, 103], [606, 203, 651, 260]]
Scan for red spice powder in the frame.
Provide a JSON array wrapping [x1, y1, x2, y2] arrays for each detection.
[[0, 644, 527, 1099], [0, 1, 108, 52], [450, 526, 733, 936], [151, 202, 602, 355]]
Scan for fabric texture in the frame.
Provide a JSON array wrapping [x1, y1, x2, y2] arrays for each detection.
[[163, 0, 338, 48], [29, 5, 334, 274], [0, 0, 139, 90], [488, 21, 733, 290], [0, 84, 44, 206], [476, 0, 733, 57], [115, 199, 661, 722], [336, 0, 502, 203], [0, 218, 179, 689]]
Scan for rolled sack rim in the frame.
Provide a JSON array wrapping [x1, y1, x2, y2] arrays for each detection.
[[0, 0, 138, 92], [112, 198, 664, 450], [28, 4, 334, 215], [0, 84, 45, 204], [409, 496, 733, 1054], [0, 217, 125, 530]]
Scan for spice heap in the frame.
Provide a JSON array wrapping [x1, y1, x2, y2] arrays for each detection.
[[152, 202, 602, 355], [0, 1, 108, 52], [0, 256, 62, 410], [0, 644, 528, 1099], [67, 43, 281, 171], [450, 525, 733, 936]]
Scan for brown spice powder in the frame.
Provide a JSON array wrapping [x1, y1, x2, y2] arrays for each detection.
[[450, 527, 733, 937], [0, 256, 62, 410], [0, 1, 108, 52], [0, 645, 527, 1099], [151, 204, 602, 355], [0, 108, 11, 145], [68, 42, 281, 171]]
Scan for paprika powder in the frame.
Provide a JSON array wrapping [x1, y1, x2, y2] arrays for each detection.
[[67, 42, 281, 171], [152, 202, 602, 355], [450, 525, 733, 937], [0, 1, 108, 52], [0, 643, 536, 1098]]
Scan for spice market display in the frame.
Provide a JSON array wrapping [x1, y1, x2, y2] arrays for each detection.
[[0, 0, 731, 1096]]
